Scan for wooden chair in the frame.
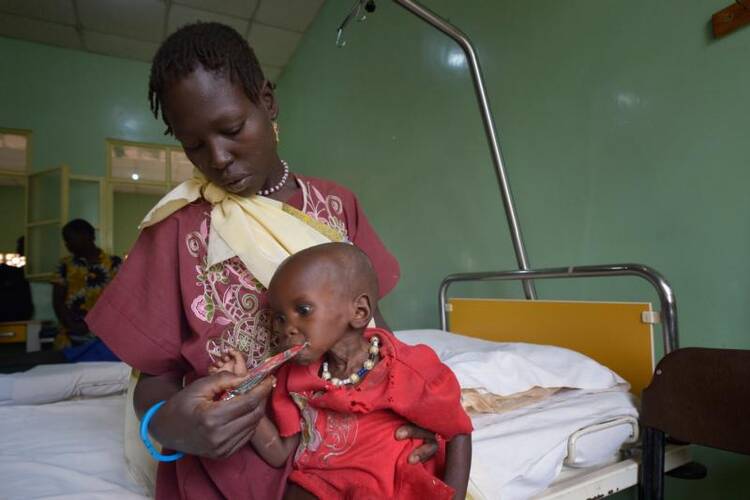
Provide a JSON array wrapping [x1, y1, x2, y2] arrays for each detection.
[[639, 347, 750, 499]]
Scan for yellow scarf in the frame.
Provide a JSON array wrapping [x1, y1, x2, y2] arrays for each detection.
[[140, 174, 332, 288]]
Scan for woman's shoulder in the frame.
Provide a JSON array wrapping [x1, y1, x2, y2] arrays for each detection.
[[295, 174, 358, 200], [141, 199, 212, 236]]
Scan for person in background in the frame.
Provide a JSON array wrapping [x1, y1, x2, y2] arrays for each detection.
[[51, 219, 121, 361], [53, 219, 120, 346], [0, 236, 34, 323], [0, 222, 121, 371]]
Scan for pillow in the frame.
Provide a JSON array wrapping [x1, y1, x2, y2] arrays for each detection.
[[0, 361, 130, 405], [394, 329, 626, 396]]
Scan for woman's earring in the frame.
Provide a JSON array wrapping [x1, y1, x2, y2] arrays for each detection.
[[272, 121, 280, 143]]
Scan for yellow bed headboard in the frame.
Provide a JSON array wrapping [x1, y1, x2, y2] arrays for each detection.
[[448, 298, 655, 395]]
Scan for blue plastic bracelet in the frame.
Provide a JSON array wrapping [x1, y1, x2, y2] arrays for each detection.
[[140, 400, 185, 462]]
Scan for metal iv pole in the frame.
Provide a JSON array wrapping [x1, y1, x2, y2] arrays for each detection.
[[337, 0, 537, 299]]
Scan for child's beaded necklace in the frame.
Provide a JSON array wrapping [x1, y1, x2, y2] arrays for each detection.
[[321, 335, 380, 386]]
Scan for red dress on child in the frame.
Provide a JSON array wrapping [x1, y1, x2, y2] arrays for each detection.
[[272, 328, 473, 499], [87, 176, 400, 500]]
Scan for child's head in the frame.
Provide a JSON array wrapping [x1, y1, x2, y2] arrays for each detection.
[[268, 243, 380, 365], [148, 22, 279, 197]]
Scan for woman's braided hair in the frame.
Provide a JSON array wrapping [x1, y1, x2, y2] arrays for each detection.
[[148, 22, 267, 134]]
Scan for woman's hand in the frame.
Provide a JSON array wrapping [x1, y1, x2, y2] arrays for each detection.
[[395, 424, 439, 464], [140, 371, 274, 460]]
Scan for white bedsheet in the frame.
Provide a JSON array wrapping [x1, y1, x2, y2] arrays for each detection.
[[0, 362, 130, 406], [468, 386, 638, 500], [0, 395, 148, 500], [395, 329, 638, 499], [0, 333, 637, 500]]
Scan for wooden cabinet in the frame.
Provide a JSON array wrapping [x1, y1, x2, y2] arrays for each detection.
[[0, 321, 43, 351]]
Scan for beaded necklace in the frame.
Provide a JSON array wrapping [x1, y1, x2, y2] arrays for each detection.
[[257, 160, 290, 196], [321, 335, 380, 387]]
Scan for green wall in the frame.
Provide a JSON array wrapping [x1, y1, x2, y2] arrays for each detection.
[[276, 0, 749, 498], [0, 37, 175, 175], [113, 191, 163, 257]]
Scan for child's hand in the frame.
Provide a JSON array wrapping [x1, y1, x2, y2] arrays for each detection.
[[208, 348, 248, 377]]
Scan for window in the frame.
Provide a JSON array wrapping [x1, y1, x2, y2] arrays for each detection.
[[0, 130, 31, 175], [0, 129, 30, 260], [106, 139, 195, 256], [170, 149, 194, 184], [107, 139, 195, 189], [111, 143, 167, 183]]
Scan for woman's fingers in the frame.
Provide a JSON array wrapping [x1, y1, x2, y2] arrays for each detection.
[[211, 376, 274, 421], [229, 350, 244, 367], [190, 370, 248, 400], [214, 405, 267, 458], [194, 375, 273, 439], [407, 442, 439, 464], [165, 372, 274, 458], [395, 424, 439, 464], [206, 392, 269, 458], [395, 423, 436, 441]]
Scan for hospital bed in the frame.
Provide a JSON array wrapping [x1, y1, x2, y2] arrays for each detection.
[[0, 262, 692, 499], [436, 263, 693, 499]]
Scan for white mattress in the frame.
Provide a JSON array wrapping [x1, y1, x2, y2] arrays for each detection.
[[468, 387, 638, 500], [0, 394, 148, 499]]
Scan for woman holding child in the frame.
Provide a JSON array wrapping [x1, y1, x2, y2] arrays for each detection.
[[88, 22, 469, 499]]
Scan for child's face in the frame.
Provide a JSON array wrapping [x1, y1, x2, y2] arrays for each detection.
[[268, 268, 352, 365], [162, 65, 279, 197]]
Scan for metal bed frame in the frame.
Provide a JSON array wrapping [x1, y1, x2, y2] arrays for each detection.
[[437, 265, 683, 500], [438, 264, 679, 355]]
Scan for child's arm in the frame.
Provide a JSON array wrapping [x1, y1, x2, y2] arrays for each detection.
[[250, 415, 300, 468], [444, 433, 472, 500]]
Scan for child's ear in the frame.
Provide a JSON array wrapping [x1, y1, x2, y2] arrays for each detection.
[[350, 293, 373, 329]]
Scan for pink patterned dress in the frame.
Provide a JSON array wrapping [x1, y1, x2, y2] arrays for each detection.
[[87, 175, 400, 500]]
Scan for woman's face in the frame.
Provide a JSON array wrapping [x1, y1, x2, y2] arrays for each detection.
[[162, 66, 279, 196]]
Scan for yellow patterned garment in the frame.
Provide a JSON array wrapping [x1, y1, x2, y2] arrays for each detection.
[[52, 250, 122, 347]]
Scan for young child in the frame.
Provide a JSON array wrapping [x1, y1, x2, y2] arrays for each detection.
[[210, 242, 472, 499]]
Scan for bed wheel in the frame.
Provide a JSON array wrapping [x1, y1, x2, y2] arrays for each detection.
[[666, 461, 707, 480]]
